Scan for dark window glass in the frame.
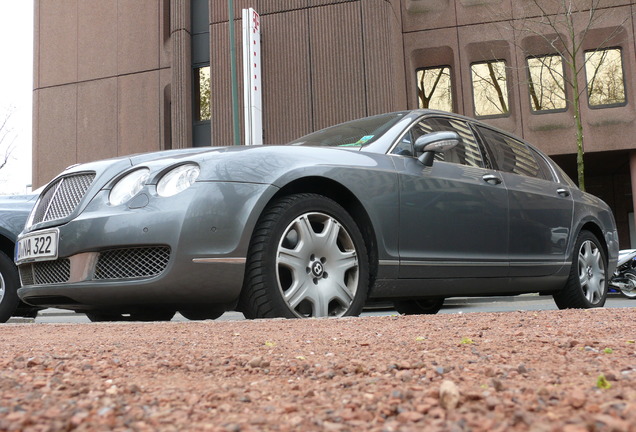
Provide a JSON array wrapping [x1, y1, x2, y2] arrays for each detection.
[[476, 126, 542, 178], [398, 117, 484, 168], [529, 147, 555, 181], [416, 66, 453, 112]]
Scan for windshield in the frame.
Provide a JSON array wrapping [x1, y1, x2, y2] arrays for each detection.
[[289, 112, 406, 147]]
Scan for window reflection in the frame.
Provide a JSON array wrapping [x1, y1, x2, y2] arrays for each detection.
[[416, 66, 453, 112], [194, 66, 211, 121], [471, 61, 509, 117], [585, 48, 625, 107], [527, 55, 566, 112]]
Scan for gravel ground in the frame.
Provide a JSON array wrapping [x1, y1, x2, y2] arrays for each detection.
[[2, 308, 636, 432]]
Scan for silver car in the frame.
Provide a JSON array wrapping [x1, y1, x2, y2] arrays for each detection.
[[16, 110, 619, 321], [0, 193, 40, 322]]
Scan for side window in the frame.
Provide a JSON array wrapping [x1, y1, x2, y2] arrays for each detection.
[[529, 147, 555, 181], [406, 117, 485, 168], [476, 126, 543, 178]]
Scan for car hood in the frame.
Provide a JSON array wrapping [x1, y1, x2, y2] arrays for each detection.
[[59, 145, 381, 189]]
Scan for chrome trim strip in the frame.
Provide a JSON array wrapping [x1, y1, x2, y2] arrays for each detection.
[[401, 260, 565, 267], [378, 260, 399, 266], [401, 260, 506, 267], [193, 258, 247, 264], [510, 261, 568, 267]]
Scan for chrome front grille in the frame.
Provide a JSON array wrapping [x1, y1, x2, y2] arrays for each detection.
[[18, 247, 171, 287], [95, 247, 171, 280], [31, 173, 96, 225], [19, 259, 71, 286]]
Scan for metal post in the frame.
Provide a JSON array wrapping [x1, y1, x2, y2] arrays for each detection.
[[228, 0, 241, 145]]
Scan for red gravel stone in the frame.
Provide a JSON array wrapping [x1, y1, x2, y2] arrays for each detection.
[[1, 308, 636, 431]]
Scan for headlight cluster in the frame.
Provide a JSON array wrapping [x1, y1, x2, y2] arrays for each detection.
[[108, 164, 200, 206]]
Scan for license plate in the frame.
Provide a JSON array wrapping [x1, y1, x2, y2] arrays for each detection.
[[16, 229, 59, 263]]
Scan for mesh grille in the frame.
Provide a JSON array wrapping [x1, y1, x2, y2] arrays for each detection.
[[94, 247, 171, 280], [19, 259, 71, 286], [31, 173, 96, 225]]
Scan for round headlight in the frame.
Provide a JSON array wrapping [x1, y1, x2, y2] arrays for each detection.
[[157, 164, 200, 197], [109, 168, 150, 206]]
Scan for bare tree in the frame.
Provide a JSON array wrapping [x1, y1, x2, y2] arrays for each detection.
[[0, 108, 17, 173], [503, 0, 626, 191]]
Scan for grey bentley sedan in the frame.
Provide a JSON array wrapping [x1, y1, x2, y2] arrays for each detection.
[[16, 110, 618, 321]]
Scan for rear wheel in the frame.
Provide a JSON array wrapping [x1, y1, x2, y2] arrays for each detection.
[[240, 193, 369, 319], [394, 298, 444, 315], [553, 230, 608, 309], [0, 251, 20, 323], [86, 310, 176, 322]]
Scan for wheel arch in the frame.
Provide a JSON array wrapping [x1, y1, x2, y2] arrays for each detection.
[[576, 221, 609, 261], [269, 176, 379, 289]]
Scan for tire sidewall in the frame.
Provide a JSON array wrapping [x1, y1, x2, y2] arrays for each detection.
[[259, 194, 369, 318], [0, 251, 20, 323]]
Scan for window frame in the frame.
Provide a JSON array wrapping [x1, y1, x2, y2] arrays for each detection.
[[584, 46, 627, 109], [525, 54, 568, 115], [469, 59, 511, 119]]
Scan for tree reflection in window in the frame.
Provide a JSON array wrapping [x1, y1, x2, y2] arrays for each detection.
[[527, 55, 566, 112], [194, 66, 211, 121], [585, 48, 625, 107], [471, 61, 509, 117], [416, 66, 453, 112]]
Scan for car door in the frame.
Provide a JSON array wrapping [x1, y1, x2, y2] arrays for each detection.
[[473, 125, 574, 277], [393, 116, 509, 279]]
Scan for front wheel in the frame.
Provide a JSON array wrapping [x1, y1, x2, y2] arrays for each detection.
[[240, 193, 369, 319], [553, 230, 608, 309]]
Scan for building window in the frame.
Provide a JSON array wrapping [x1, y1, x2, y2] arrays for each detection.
[[416, 66, 453, 112], [526, 55, 567, 112], [194, 66, 211, 122], [585, 48, 626, 107], [470, 60, 509, 118]]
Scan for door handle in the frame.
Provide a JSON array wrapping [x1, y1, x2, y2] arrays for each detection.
[[482, 174, 502, 185], [557, 188, 570, 197]]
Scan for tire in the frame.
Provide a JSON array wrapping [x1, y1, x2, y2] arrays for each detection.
[[86, 310, 176, 322], [553, 230, 608, 309], [179, 306, 225, 321], [0, 251, 20, 323], [394, 298, 444, 315], [240, 193, 369, 319]]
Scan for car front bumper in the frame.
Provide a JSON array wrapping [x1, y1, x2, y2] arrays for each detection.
[[17, 181, 277, 311]]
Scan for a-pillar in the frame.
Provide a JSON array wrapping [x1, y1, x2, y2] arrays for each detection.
[[170, 0, 193, 149]]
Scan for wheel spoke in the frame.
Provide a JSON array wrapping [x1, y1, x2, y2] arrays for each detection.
[[277, 247, 307, 274], [294, 215, 317, 252], [284, 278, 313, 310]]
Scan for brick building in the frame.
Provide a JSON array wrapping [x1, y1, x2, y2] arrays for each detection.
[[33, 0, 636, 246]]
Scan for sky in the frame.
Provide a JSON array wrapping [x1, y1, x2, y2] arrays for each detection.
[[0, 1, 34, 195]]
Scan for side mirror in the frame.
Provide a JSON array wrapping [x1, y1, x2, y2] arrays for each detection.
[[414, 131, 460, 166]]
